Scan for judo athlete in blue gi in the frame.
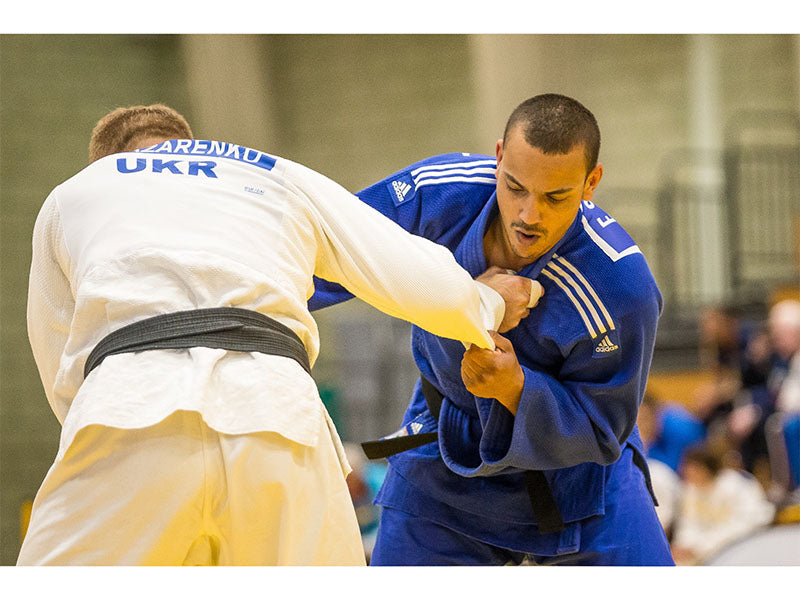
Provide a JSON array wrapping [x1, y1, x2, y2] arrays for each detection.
[[310, 94, 674, 565]]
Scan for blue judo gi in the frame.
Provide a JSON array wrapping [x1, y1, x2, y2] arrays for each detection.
[[310, 153, 674, 565]]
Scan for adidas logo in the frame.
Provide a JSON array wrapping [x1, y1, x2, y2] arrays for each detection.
[[384, 420, 423, 439], [595, 335, 619, 353], [392, 180, 412, 203]]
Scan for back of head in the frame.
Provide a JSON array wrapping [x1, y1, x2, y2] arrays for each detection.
[[683, 444, 724, 478], [768, 299, 800, 358], [769, 299, 800, 331], [88, 104, 193, 163], [503, 94, 601, 174]]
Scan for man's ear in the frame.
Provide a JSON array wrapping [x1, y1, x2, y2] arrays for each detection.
[[583, 163, 604, 201], [495, 138, 504, 177]]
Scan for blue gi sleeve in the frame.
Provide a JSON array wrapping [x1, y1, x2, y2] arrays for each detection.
[[307, 277, 353, 311], [308, 178, 417, 309], [438, 284, 661, 476], [309, 154, 495, 311]]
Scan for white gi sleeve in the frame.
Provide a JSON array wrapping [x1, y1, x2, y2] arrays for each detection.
[[286, 162, 503, 350], [27, 191, 75, 423]]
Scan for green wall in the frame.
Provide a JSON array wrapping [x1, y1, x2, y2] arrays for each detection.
[[0, 34, 191, 565]]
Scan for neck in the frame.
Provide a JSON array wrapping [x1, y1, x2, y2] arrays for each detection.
[[483, 216, 529, 272]]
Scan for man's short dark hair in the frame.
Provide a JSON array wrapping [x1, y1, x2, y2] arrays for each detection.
[[503, 94, 601, 174]]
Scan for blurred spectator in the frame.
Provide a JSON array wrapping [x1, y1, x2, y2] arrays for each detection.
[[698, 305, 754, 375], [765, 411, 800, 512], [343, 443, 387, 563], [777, 352, 800, 413], [671, 444, 775, 565], [693, 300, 800, 486], [638, 393, 706, 473], [646, 457, 682, 536], [770, 300, 800, 413], [730, 300, 800, 479], [764, 300, 800, 515], [638, 393, 705, 535], [694, 305, 770, 432]]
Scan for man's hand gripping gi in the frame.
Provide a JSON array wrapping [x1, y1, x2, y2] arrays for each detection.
[[462, 268, 544, 415]]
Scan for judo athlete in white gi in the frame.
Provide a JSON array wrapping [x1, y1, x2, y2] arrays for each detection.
[[18, 104, 533, 566]]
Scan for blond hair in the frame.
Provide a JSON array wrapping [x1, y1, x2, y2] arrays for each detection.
[[88, 104, 193, 163]]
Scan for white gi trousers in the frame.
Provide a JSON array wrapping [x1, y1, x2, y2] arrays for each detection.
[[17, 409, 365, 566]]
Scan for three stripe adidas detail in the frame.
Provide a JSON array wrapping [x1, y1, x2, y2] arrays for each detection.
[[541, 254, 615, 340], [410, 159, 496, 189]]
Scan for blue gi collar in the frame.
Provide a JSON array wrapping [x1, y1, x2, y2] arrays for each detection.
[[455, 193, 585, 280]]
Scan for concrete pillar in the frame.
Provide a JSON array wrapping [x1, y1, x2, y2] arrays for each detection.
[[179, 35, 278, 152], [468, 35, 545, 151], [795, 35, 800, 116], [687, 34, 727, 304]]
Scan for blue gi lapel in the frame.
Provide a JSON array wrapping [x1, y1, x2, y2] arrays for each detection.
[[454, 196, 586, 279], [453, 192, 496, 277]]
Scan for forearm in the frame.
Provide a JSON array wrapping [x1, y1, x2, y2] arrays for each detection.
[[297, 164, 503, 349]]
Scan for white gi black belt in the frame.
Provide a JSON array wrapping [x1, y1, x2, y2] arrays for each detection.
[[84, 307, 311, 378], [361, 375, 566, 535]]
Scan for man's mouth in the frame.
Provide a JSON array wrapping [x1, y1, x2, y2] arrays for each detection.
[[515, 230, 541, 245]]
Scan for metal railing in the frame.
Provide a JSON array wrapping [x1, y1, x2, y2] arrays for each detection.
[[657, 111, 800, 315]]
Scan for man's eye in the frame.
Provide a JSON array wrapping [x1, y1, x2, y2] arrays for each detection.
[[547, 195, 568, 203], [507, 183, 524, 193]]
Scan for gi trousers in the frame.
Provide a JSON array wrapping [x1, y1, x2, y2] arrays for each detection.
[[370, 446, 674, 566], [17, 409, 365, 565]]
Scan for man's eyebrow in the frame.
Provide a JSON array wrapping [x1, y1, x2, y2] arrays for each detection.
[[504, 172, 527, 190], [545, 187, 575, 196], [505, 172, 575, 196]]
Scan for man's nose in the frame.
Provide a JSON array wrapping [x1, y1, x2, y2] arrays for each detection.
[[518, 199, 541, 224]]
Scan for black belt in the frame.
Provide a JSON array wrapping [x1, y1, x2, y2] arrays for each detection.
[[84, 307, 311, 378], [361, 375, 565, 535]]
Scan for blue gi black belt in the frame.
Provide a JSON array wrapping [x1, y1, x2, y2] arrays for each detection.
[[84, 307, 311, 378], [361, 375, 565, 535]]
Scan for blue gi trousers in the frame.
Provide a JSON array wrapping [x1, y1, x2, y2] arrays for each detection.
[[371, 447, 674, 566]]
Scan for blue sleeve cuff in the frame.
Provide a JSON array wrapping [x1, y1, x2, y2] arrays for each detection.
[[437, 398, 509, 477]]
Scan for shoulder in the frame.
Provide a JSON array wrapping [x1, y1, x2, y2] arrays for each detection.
[[358, 152, 497, 208], [49, 158, 109, 206], [352, 153, 498, 246], [559, 202, 661, 310], [395, 152, 496, 178], [537, 204, 662, 348]]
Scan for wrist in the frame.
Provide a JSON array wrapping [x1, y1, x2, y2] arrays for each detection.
[[496, 368, 524, 415]]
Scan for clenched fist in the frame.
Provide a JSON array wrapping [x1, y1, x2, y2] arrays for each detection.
[[461, 331, 524, 415], [476, 266, 544, 333]]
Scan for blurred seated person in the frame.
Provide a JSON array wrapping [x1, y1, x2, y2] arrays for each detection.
[[638, 393, 705, 536], [671, 444, 775, 565], [694, 304, 771, 430], [698, 304, 769, 382], [727, 299, 800, 480], [769, 300, 800, 412], [777, 351, 800, 414], [638, 393, 706, 473], [645, 455, 682, 537]]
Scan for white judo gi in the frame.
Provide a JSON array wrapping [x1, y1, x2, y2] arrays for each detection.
[[19, 140, 504, 566]]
